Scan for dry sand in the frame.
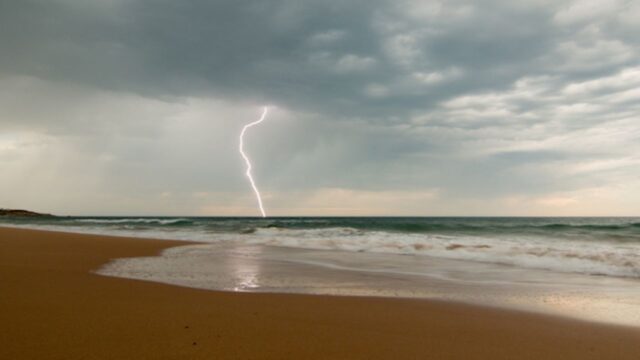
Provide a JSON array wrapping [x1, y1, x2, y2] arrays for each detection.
[[1, 227, 638, 359]]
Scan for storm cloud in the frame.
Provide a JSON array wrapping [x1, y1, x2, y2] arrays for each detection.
[[1, 0, 639, 215]]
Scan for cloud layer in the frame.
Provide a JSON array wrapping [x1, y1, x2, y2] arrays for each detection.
[[1, 0, 639, 215]]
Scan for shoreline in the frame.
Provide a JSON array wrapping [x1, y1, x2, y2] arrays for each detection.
[[97, 238, 640, 327], [1, 226, 639, 359]]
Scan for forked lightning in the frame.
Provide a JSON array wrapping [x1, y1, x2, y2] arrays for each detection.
[[239, 107, 269, 217]]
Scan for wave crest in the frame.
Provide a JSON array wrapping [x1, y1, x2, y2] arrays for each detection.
[[74, 218, 193, 226]]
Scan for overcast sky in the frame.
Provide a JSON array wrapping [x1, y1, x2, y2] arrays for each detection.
[[1, 0, 639, 216]]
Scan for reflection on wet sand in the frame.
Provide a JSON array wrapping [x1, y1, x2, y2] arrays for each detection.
[[229, 246, 262, 292]]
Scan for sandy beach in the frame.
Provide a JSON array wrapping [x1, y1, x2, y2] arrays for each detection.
[[1, 227, 639, 359]]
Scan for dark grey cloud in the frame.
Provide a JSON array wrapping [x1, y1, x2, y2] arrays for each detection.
[[6, 0, 636, 117], [1, 0, 387, 115]]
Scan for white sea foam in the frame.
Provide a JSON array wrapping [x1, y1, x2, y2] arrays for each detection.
[[236, 227, 640, 278]]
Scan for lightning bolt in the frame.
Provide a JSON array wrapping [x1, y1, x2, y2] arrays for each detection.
[[239, 107, 269, 217]]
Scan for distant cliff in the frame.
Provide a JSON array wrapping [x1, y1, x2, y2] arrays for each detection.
[[0, 209, 53, 217]]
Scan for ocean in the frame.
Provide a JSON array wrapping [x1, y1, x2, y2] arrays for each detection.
[[3, 216, 639, 278], [3, 216, 640, 325]]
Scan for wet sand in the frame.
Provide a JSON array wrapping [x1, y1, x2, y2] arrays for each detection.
[[1, 227, 639, 359]]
